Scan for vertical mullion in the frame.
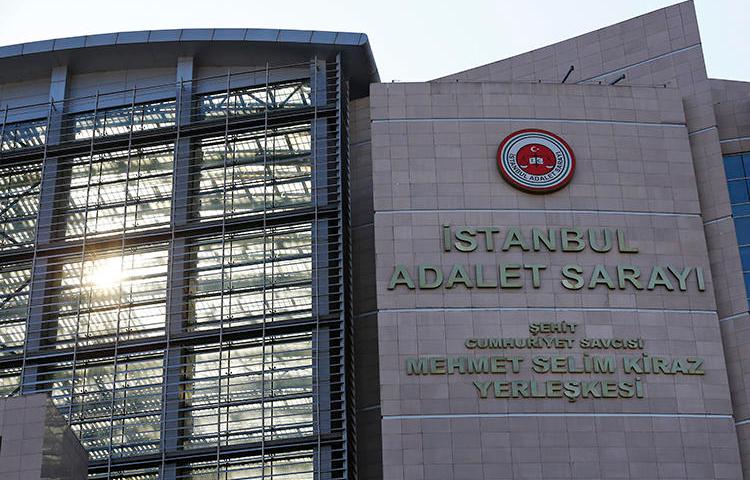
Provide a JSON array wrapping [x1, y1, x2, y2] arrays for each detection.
[[311, 55, 322, 479], [105, 86, 137, 476], [161, 84, 178, 477], [162, 57, 193, 480], [214, 67, 232, 478], [19, 65, 69, 422], [0, 105, 8, 152], [20, 98, 55, 396], [261, 61, 270, 479], [67, 90, 101, 425], [338, 52, 354, 479]]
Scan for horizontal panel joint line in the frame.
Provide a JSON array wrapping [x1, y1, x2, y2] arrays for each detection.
[[719, 311, 749, 322], [575, 43, 702, 83], [372, 117, 686, 128], [688, 125, 717, 136], [720, 135, 750, 144], [384, 412, 733, 420], [375, 307, 717, 315], [704, 215, 732, 225], [376, 208, 700, 218]]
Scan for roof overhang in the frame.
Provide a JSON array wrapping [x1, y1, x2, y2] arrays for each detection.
[[0, 28, 379, 98]]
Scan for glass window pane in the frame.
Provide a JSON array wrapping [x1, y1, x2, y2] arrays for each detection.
[[724, 154, 745, 180], [0, 118, 47, 152], [88, 468, 159, 480], [63, 143, 174, 240], [733, 203, 750, 218], [0, 368, 21, 396], [186, 451, 313, 480], [729, 180, 749, 204], [189, 224, 312, 330], [197, 80, 311, 120], [0, 261, 31, 357], [0, 160, 42, 252], [735, 217, 750, 245], [41, 352, 163, 460], [182, 334, 313, 450], [54, 244, 168, 348], [71, 100, 176, 140], [197, 124, 312, 221]]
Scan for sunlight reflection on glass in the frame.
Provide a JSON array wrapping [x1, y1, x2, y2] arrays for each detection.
[[83, 256, 126, 290]]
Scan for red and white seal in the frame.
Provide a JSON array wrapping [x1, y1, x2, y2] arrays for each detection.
[[497, 129, 575, 193]]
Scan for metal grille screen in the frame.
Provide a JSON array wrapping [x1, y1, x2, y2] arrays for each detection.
[[0, 58, 350, 479]]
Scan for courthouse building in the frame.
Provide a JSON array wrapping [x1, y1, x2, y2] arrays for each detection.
[[0, 0, 750, 478]]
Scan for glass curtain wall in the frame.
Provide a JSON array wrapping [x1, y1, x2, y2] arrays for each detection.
[[724, 152, 750, 305], [0, 60, 349, 480]]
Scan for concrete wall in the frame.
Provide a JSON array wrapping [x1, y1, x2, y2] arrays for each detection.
[[0, 394, 88, 480]]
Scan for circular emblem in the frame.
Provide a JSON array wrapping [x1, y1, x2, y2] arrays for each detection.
[[497, 129, 575, 193]]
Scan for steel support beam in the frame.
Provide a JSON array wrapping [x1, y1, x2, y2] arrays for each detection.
[[22, 65, 69, 393], [160, 56, 195, 480]]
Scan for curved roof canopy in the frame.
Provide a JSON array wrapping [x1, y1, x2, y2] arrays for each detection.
[[0, 28, 379, 98]]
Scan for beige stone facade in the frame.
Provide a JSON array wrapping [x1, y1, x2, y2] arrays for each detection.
[[0, 394, 88, 480], [352, 1, 750, 478]]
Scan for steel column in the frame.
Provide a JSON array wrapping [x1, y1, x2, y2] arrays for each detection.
[[21, 65, 69, 393], [161, 56, 195, 480]]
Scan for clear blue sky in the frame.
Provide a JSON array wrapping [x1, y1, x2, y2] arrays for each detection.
[[0, 0, 746, 82]]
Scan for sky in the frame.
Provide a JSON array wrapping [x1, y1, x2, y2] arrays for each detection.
[[0, 0, 747, 82]]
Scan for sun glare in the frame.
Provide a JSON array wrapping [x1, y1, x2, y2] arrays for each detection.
[[84, 256, 127, 289]]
